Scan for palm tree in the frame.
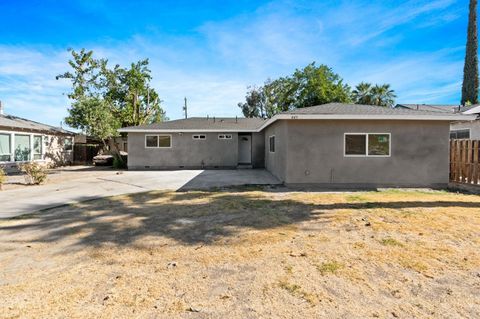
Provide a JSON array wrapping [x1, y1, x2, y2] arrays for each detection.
[[352, 82, 372, 105], [370, 84, 396, 107]]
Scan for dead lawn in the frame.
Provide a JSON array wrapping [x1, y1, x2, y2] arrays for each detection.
[[0, 188, 480, 318]]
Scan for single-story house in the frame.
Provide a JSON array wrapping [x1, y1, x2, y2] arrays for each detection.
[[449, 105, 480, 139], [119, 103, 474, 188], [0, 104, 75, 171], [395, 103, 480, 139]]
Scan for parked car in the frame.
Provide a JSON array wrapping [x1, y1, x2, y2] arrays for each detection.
[[93, 151, 128, 166]]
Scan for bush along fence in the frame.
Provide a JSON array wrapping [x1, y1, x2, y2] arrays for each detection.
[[450, 139, 480, 185]]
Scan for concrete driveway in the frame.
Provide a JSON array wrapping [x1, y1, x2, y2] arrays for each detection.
[[0, 168, 280, 218]]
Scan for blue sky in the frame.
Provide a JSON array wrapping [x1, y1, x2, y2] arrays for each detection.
[[0, 0, 469, 127]]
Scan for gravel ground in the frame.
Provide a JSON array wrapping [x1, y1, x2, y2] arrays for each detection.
[[0, 188, 479, 318]]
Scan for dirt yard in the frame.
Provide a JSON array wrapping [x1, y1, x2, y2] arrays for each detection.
[[1, 188, 479, 318]]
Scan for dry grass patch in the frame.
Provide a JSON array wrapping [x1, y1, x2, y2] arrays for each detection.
[[1, 188, 480, 318]]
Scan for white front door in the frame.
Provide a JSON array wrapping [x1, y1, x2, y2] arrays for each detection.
[[238, 135, 252, 164]]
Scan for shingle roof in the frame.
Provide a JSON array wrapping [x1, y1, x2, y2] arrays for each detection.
[[120, 117, 266, 132], [283, 103, 460, 116], [119, 103, 475, 133], [0, 114, 74, 135], [395, 104, 458, 113]]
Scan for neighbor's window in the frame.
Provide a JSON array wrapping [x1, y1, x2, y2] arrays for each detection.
[[14, 134, 30, 162], [64, 138, 73, 151], [145, 135, 171, 148], [345, 133, 390, 157], [33, 135, 43, 160], [450, 129, 470, 139], [269, 135, 275, 153], [0, 133, 11, 162], [192, 134, 206, 140], [218, 134, 233, 140]]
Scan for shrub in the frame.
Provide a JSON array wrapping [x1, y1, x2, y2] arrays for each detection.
[[20, 163, 47, 185], [0, 167, 6, 190], [112, 153, 127, 169]]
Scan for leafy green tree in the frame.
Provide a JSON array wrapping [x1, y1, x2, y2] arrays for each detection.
[[65, 97, 120, 147], [462, 0, 479, 105], [263, 77, 297, 115], [56, 49, 103, 99], [58, 49, 167, 132], [352, 82, 373, 105], [291, 63, 351, 109], [238, 62, 351, 118], [238, 86, 265, 118]]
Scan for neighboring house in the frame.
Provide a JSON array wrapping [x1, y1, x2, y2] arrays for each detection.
[[395, 103, 480, 139], [450, 105, 480, 139], [119, 103, 473, 188], [0, 104, 75, 171]]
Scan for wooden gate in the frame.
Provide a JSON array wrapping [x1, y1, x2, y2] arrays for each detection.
[[73, 144, 102, 165], [450, 139, 480, 185]]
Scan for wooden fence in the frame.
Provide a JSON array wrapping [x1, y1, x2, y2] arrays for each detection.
[[450, 139, 480, 185]]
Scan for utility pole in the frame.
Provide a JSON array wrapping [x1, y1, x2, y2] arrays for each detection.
[[183, 97, 188, 119]]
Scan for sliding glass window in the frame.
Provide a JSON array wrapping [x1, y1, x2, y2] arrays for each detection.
[[15, 134, 30, 162]]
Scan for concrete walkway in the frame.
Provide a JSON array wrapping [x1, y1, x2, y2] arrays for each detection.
[[0, 169, 280, 218]]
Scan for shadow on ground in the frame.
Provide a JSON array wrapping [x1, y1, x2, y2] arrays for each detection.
[[1, 188, 480, 249]]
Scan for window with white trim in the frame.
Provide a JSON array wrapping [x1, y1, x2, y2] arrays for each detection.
[[33, 135, 43, 160], [218, 134, 232, 140], [192, 134, 206, 140], [450, 129, 470, 139], [145, 135, 172, 148], [0, 133, 11, 162], [344, 133, 390, 157], [14, 134, 30, 162], [269, 135, 275, 153], [64, 137, 73, 151]]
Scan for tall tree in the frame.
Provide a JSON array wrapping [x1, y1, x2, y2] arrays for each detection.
[[291, 63, 351, 109], [238, 62, 351, 118], [65, 97, 119, 147], [238, 86, 265, 118], [56, 49, 103, 99], [462, 0, 479, 105], [57, 49, 167, 138]]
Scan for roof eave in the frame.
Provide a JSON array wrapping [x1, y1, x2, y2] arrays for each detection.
[[256, 114, 477, 131], [118, 114, 477, 133], [117, 128, 259, 133]]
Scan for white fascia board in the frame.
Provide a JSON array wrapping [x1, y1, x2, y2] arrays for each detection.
[[118, 128, 258, 133]]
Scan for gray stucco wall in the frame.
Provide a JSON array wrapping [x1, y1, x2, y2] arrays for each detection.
[[128, 132, 239, 169], [251, 131, 265, 168], [270, 120, 450, 187], [264, 121, 288, 182], [450, 120, 480, 139]]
